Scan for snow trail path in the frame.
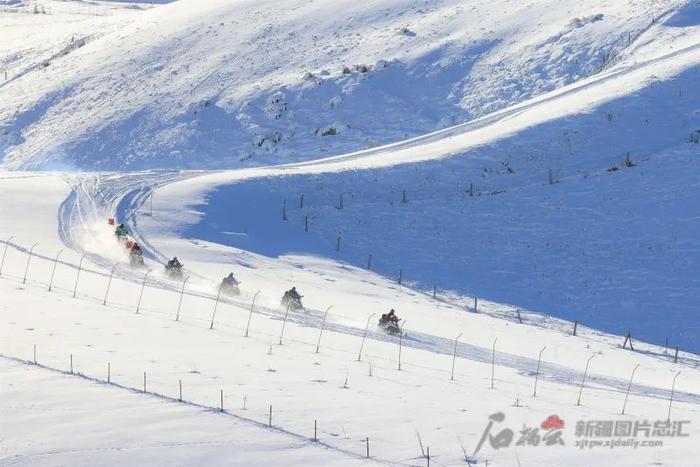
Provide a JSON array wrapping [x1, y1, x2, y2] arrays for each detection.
[[49, 172, 700, 407]]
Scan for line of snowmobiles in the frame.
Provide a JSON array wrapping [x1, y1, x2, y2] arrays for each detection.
[[109, 219, 401, 335]]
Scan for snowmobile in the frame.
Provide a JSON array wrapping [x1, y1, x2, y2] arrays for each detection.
[[165, 257, 184, 279], [115, 223, 128, 237], [129, 243, 145, 267], [220, 273, 240, 296], [114, 223, 129, 244], [378, 311, 402, 335], [281, 288, 304, 311]]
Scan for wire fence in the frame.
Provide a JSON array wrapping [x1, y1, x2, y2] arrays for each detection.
[[0, 235, 696, 465]]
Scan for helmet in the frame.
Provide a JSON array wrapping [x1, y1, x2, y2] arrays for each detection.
[[292, 287, 296, 291]]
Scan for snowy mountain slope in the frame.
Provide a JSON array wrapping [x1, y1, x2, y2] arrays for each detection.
[[127, 13, 700, 353], [1, 173, 699, 466], [0, 0, 691, 169], [2, 1, 700, 465]]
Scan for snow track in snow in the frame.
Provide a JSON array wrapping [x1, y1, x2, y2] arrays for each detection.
[[51, 172, 700, 407]]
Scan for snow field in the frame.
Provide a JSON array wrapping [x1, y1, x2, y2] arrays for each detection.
[[0, 358, 366, 467], [1, 174, 699, 465]]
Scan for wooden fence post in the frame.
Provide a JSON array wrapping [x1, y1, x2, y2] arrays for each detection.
[[48, 249, 63, 291], [22, 242, 39, 284], [0, 235, 14, 276], [73, 254, 86, 298], [175, 276, 190, 321]]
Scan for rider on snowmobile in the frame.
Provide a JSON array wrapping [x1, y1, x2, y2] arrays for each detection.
[[285, 286, 301, 301], [222, 272, 239, 286], [129, 242, 144, 265], [380, 309, 399, 325], [167, 256, 182, 270], [115, 223, 128, 237]]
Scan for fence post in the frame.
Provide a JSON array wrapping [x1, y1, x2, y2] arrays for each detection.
[[102, 262, 119, 305], [674, 346, 679, 363], [474, 297, 478, 313], [70, 354, 73, 374], [282, 199, 287, 221], [573, 320, 578, 336], [533, 346, 546, 397], [357, 313, 376, 361], [314, 419, 317, 442], [175, 276, 190, 321], [621, 364, 640, 414], [398, 269, 403, 285], [22, 242, 38, 284], [433, 285, 437, 299], [668, 371, 681, 421], [305, 215, 308, 232], [47, 249, 64, 291], [490, 338, 497, 389], [135, 270, 152, 314], [220, 389, 224, 412], [366, 437, 370, 458], [367, 254, 372, 270], [398, 321, 407, 371], [245, 290, 261, 337], [402, 189, 407, 203], [143, 371, 147, 392], [269, 405, 273, 427], [179, 379, 182, 402], [107, 362, 111, 383], [0, 235, 14, 276], [622, 332, 634, 350], [516, 309, 523, 324], [300, 193, 304, 209], [336, 235, 341, 252], [72, 254, 86, 298], [279, 302, 292, 345], [33, 344, 36, 364], [577, 354, 596, 405], [338, 193, 343, 209], [315, 305, 333, 353], [209, 283, 223, 329], [450, 333, 463, 380]]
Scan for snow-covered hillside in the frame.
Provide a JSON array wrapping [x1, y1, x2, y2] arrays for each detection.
[[2, 172, 700, 467], [133, 4, 700, 353], [0, 0, 691, 169], [2, 1, 700, 465]]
